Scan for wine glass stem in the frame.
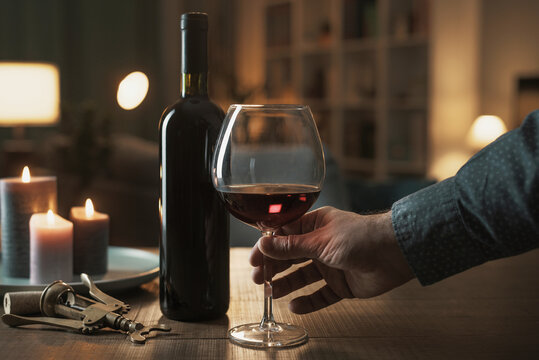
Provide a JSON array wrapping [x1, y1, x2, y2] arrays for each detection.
[[260, 230, 276, 330]]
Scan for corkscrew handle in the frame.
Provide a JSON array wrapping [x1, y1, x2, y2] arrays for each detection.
[[81, 273, 131, 313], [3, 291, 42, 315], [1, 314, 86, 333]]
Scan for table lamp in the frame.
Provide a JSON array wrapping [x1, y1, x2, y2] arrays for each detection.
[[430, 115, 508, 181], [0, 62, 60, 175], [116, 71, 149, 110], [467, 115, 507, 151]]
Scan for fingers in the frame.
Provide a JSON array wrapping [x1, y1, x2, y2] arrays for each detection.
[[249, 239, 265, 267], [271, 262, 322, 298], [289, 285, 342, 314], [257, 231, 325, 261], [250, 207, 336, 264], [250, 240, 308, 266], [251, 258, 308, 284], [250, 239, 309, 284], [253, 264, 344, 314], [280, 206, 331, 235]]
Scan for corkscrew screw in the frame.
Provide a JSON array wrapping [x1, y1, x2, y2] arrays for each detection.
[[1, 273, 170, 344]]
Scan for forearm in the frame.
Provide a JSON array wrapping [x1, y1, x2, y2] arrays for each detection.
[[391, 178, 476, 285], [392, 110, 539, 285]]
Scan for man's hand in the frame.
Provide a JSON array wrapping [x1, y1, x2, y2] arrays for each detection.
[[250, 207, 414, 314]]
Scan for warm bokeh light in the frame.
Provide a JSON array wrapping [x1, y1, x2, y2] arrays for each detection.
[[430, 151, 471, 181], [47, 210, 55, 225], [467, 115, 507, 149], [85, 198, 95, 218], [117, 71, 149, 110], [21, 166, 30, 183], [0, 62, 60, 125]]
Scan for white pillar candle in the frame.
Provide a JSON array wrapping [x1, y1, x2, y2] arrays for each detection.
[[69, 198, 109, 275], [29, 210, 73, 284], [1, 166, 57, 277]]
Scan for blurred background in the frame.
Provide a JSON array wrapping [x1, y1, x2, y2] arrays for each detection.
[[0, 0, 538, 246]]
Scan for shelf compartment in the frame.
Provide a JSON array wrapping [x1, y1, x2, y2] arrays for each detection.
[[388, 45, 428, 105], [386, 109, 426, 166], [343, 110, 376, 161], [388, 0, 429, 40], [343, 52, 377, 104], [300, 42, 333, 55], [301, 53, 333, 100], [342, 37, 378, 52], [265, 57, 293, 100], [342, 0, 378, 40], [342, 157, 375, 175], [301, 0, 333, 45], [387, 35, 428, 48], [266, 2, 292, 48], [266, 46, 293, 60]]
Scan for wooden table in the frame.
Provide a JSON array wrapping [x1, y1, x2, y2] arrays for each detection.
[[1, 248, 538, 359]]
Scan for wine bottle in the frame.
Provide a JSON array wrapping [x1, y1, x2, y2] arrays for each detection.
[[158, 12, 229, 321]]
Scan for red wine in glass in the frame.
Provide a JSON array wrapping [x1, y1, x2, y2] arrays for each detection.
[[211, 104, 325, 348], [218, 184, 320, 231]]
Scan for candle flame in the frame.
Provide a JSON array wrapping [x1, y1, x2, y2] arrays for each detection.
[[47, 210, 54, 225], [22, 166, 31, 183], [85, 198, 94, 218]]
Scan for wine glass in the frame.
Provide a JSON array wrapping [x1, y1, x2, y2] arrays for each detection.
[[211, 104, 325, 348]]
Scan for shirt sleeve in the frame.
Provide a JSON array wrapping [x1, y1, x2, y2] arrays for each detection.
[[391, 110, 539, 285]]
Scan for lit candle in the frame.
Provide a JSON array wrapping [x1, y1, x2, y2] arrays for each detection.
[[0, 166, 57, 278], [29, 210, 73, 284], [69, 199, 109, 275]]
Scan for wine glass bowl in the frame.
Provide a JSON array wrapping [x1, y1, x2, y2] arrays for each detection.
[[212, 104, 325, 348], [213, 104, 325, 231]]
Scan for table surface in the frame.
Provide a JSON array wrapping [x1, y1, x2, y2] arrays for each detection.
[[1, 247, 538, 359]]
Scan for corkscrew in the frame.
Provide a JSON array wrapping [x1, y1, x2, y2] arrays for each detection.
[[1, 273, 170, 344]]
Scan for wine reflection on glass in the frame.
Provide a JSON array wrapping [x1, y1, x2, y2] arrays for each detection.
[[211, 104, 325, 348]]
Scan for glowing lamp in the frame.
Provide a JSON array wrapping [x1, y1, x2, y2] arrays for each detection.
[[0, 62, 60, 126], [430, 151, 471, 181], [117, 71, 149, 110], [467, 115, 507, 150], [0, 62, 60, 175]]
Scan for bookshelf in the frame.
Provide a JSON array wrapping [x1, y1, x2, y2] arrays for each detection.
[[262, 0, 430, 178]]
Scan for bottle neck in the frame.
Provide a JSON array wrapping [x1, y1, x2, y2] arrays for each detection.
[[181, 73, 208, 97], [180, 16, 208, 98]]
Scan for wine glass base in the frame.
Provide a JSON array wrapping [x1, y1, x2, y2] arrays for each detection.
[[228, 322, 308, 349]]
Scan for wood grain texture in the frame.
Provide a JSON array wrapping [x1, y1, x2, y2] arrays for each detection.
[[1, 248, 538, 359]]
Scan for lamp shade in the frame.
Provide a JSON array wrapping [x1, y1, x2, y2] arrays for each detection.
[[467, 115, 507, 150], [117, 71, 149, 110], [0, 62, 60, 126]]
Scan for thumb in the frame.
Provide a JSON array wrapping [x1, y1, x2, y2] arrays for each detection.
[[258, 231, 324, 260]]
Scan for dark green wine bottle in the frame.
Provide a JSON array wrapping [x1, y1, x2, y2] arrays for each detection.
[[158, 12, 229, 321]]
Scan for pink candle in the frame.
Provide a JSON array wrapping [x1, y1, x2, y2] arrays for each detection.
[[29, 210, 73, 284], [70, 199, 109, 275]]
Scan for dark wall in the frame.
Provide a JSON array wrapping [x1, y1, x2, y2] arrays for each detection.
[[0, 0, 236, 142], [0, 0, 163, 140]]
